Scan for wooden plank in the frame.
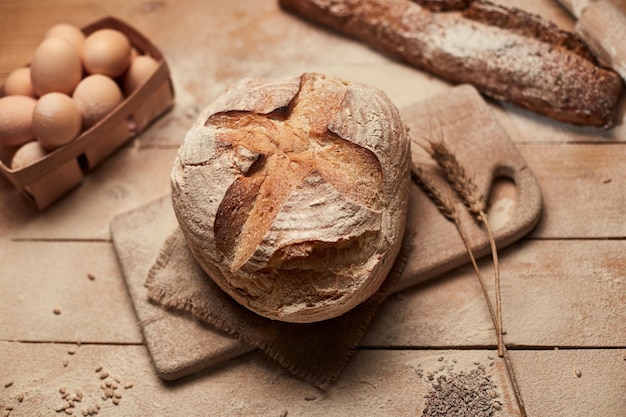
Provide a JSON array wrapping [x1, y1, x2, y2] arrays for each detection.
[[519, 144, 626, 238], [0, 342, 522, 416], [0, 240, 142, 344], [1, 341, 623, 417], [363, 239, 626, 348], [4, 142, 625, 244], [510, 348, 626, 417]]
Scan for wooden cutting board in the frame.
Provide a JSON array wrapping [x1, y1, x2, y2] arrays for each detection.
[[110, 84, 542, 381]]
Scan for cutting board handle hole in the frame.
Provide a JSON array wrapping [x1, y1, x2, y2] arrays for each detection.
[[487, 175, 517, 231]]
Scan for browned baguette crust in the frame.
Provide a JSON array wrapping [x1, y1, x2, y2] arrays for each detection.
[[463, 1, 597, 62], [280, 0, 624, 128]]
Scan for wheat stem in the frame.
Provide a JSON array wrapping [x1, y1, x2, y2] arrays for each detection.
[[480, 213, 504, 357]]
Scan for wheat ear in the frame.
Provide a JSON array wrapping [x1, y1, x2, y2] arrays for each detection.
[[426, 140, 503, 356]]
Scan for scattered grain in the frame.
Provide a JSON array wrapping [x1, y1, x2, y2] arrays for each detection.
[[99, 372, 109, 380], [123, 382, 133, 389], [5, 406, 13, 410], [53, 308, 62, 315], [67, 348, 76, 355], [421, 366, 498, 417], [304, 395, 317, 401], [4, 381, 13, 388], [59, 387, 67, 394], [575, 368, 582, 377], [64, 408, 74, 415], [3, 410, 10, 417], [492, 402, 502, 411], [87, 273, 96, 281], [94, 366, 103, 373], [489, 389, 497, 399], [113, 392, 122, 399], [17, 393, 24, 402], [63, 359, 69, 367], [82, 409, 88, 417], [112, 398, 120, 406]]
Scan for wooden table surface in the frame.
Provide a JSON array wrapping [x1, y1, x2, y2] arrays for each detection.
[[1, 1, 625, 416]]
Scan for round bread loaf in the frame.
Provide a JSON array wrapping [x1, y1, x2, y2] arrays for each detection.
[[171, 73, 411, 323]]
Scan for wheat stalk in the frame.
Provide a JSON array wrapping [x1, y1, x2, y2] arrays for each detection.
[[426, 140, 504, 357], [412, 139, 526, 417], [411, 164, 499, 328]]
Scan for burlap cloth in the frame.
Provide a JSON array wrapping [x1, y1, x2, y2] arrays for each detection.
[[144, 224, 412, 389]]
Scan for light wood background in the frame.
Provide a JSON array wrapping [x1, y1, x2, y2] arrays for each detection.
[[1, 1, 625, 416]]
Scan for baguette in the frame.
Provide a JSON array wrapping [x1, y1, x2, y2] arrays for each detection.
[[279, 0, 624, 128], [171, 73, 411, 323]]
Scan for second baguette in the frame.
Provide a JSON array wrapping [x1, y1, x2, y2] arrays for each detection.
[[280, 0, 623, 128]]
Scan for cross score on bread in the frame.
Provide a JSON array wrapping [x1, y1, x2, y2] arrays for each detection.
[[171, 73, 411, 323]]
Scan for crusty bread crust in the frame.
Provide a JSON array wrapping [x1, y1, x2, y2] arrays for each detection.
[[280, 0, 624, 128], [171, 73, 411, 323]]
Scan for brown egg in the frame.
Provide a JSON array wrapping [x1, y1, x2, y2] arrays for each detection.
[[45, 23, 86, 52], [11, 140, 48, 170], [32, 92, 82, 150], [123, 55, 159, 95], [3, 67, 36, 97], [0, 95, 37, 147], [30, 37, 83, 96], [72, 74, 123, 129], [82, 29, 132, 78]]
